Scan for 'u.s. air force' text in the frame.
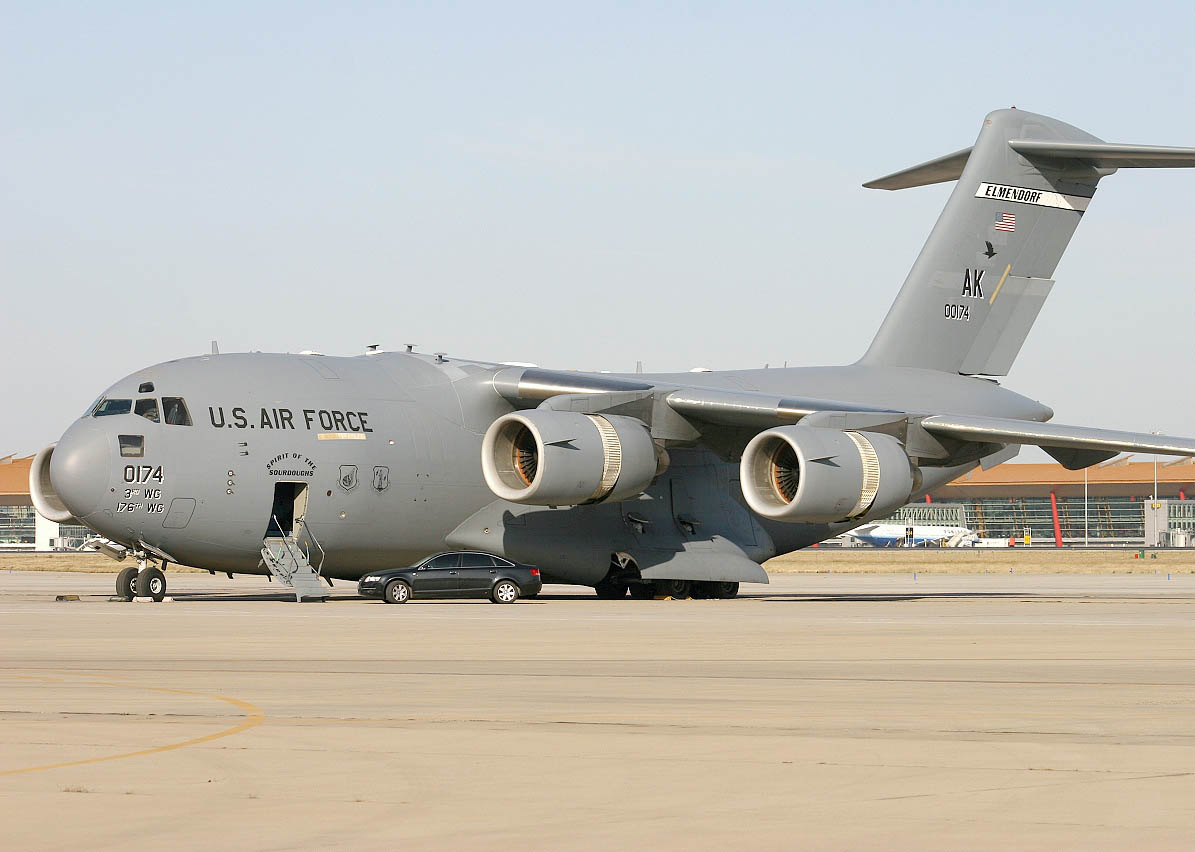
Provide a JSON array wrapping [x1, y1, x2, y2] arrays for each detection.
[[208, 406, 372, 432]]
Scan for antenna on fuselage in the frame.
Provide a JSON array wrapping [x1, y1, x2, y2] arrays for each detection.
[[210, 340, 220, 355]]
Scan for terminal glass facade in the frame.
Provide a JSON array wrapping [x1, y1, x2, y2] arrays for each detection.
[[0, 505, 36, 544], [892, 497, 1193, 544]]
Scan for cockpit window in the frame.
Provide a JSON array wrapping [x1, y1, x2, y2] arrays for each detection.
[[93, 398, 132, 417], [134, 398, 160, 423], [162, 397, 192, 426]]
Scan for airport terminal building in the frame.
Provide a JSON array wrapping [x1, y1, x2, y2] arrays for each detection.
[[889, 457, 1195, 547], [3, 452, 1193, 550]]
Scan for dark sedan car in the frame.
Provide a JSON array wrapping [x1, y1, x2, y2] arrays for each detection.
[[357, 551, 542, 604]]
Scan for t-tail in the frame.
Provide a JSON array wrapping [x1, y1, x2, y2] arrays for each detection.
[[859, 108, 1195, 375]]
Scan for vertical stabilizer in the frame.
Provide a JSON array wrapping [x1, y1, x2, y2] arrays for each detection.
[[857, 109, 1194, 375]]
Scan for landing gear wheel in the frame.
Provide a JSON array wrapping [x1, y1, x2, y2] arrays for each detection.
[[653, 579, 691, 599], [690, 581, 715, 599], [136, 566, 166, 602], [628, 583, 654, 600], [491, 580, 520, 604], [712, 581, 739, 599], [116, 565, 138, 600], [594, 579, 629, 599], [384, 579, 411, 604]]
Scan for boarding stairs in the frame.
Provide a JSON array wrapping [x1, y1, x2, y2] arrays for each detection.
[[260, 517, 329, 602]]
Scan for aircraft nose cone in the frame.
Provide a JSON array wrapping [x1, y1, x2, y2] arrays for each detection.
[[49, 422, 111, 519]]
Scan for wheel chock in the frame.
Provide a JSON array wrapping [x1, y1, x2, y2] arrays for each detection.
[[54, 594, 79, 602]]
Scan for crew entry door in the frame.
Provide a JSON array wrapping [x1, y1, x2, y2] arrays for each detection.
[[267, 482, 309, 537]]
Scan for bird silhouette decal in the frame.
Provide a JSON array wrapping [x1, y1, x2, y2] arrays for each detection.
[[983, 241, 997, 259]]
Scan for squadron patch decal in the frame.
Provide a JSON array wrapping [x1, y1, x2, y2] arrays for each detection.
[[372, 466, 390, 492], [339, 465, 359, 491], [266, 452, 317, 479]]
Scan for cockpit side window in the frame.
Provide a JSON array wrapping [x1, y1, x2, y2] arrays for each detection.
[[134, 398, 160, 423], [118, 435, 145, 458], [162, 397, 192, 426], [93, 398, 132, 417]]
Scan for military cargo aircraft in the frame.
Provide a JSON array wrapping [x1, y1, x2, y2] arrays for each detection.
[[30, 108, 1195, 601]]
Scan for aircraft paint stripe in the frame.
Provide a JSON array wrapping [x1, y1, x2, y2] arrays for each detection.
[[988, 264, 1012, 304], [316, 432, 367, 440]]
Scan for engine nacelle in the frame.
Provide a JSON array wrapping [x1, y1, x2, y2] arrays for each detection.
[[740, 425, 919, 524], [30, 443, 75, 523], [481, 410, 663, 506]]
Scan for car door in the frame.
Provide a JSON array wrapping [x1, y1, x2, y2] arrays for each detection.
[[413, 553, 461, 595], [456, 553, 497, 595]]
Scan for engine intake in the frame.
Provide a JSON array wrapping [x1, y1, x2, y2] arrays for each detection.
[[482, 410, 662, 506], [29, 443, 75, 523], [740, 425, 918, 523]]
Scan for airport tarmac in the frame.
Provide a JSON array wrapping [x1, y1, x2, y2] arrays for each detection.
[[3, 570, 1195, 851]]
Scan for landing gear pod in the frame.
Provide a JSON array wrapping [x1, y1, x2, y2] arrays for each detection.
[[482, 411, 664, 506], [740, 425, 918, 523]]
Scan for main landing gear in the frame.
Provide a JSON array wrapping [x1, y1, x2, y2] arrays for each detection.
[[593, 553, 739, 600], [595, 578, 740, 599], [116, 558, 168, 602]]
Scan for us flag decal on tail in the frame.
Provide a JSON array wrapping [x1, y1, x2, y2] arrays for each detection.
[[994, 212, 1016, 232]]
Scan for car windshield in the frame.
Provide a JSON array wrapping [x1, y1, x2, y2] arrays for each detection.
[[93, 398, 132, 417]]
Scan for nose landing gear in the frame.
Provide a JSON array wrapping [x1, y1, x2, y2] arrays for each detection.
[[115, 555, 168, 602]]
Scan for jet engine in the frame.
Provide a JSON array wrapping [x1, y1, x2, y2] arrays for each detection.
[[481, 410, 663, 506], [740, 425, 919, 524], [29, 443, 75, 523]]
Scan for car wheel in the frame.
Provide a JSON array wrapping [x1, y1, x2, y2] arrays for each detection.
[[384, 580, 411, 604], [491, 580, 520, 604]]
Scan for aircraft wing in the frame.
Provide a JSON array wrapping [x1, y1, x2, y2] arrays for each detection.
[[918, 414, 1195, 469], [491, 367, 1195, 469]]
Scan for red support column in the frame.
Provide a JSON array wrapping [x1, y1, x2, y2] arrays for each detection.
[[925, 493, 932, 504], [1049, 491, 1063, 548], [1181, 489, 1187, 501]]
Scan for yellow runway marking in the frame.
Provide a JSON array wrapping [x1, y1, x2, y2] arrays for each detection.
[[0, 674, 265, 777], [988, 264, 1011, 304]]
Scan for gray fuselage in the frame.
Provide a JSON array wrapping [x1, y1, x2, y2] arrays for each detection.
[[47, 350, 1048, 584]]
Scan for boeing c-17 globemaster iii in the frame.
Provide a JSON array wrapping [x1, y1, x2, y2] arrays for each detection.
[[31, 108, 1195, 601]]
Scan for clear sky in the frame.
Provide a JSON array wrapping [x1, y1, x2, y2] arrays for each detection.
[[4, 1, 1193, 459]]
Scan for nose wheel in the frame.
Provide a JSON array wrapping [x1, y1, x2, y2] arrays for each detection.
[[117, 559, 167, 602], [116, 565, 138, 600], [136, 565, 167, 602]]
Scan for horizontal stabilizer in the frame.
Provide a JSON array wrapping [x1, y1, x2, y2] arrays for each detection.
[[1009, 140, 1195, 169], [921, 414, 1195, 469], [863, 146, 973, 190]]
